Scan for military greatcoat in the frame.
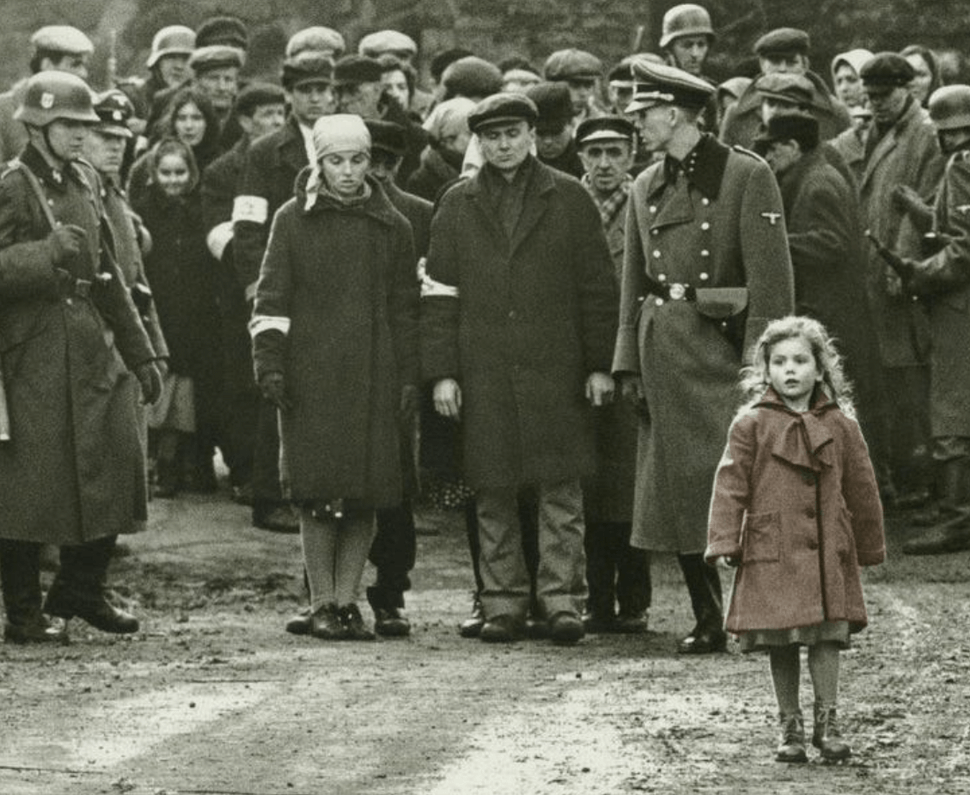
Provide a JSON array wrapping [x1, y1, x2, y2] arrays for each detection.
[[612, 134, 794, 553], [0, 145, 156, 544]]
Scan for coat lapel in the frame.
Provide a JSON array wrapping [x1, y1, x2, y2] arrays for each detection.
[[510, 165, 553, 255], [464, 174, 507, 248]]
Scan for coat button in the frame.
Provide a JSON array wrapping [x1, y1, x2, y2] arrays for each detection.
[[701, 249, 710, 257], [658, 273, 667, 281], [702, 198, 710, 206], [655, 298, 664, 306], [649, 205, 657, 213], [508, 310, 516, 319], [699, 272, 709, 280], [701, 221, 710, 230], [808, 539, 819, 550], [806, 507, 816, 519], [653, 250, 661, 258], [651, 228, 659, 235]]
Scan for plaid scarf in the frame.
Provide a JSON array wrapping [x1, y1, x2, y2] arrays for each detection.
[[582, 173, 633, 229]]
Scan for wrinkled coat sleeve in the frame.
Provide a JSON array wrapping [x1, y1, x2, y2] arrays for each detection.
[[705, 411, 755, 563], [420, 190, 461, 383], [251, 205, 293, 383], [611, 182, 648, 375], [787, 172, 851, 272], [0, 175, 59, 300], [840, 417, 886, 567], [388, 216, 420, 388], [234, 145, 275, 301]]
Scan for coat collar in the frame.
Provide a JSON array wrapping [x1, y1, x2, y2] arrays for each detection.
[[861, 97, 927, 187], [294, 168, 399, 227], [756, 387, 838, 472], [19, 144, 84, 193], [277, 115, 311, 173], [649, 133, 729, 201]]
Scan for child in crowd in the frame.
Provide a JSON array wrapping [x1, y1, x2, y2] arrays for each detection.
[[134, 138, 221, 497], [706, 316, 885, 763]]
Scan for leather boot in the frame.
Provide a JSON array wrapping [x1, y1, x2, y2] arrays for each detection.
[[775, 711, 808, 763], [677, 554, 727, 654], [911, 457, 970, 526], [812, 702, 851, 760], [1, 540, 66, 644], [905, 457, 970, 555]]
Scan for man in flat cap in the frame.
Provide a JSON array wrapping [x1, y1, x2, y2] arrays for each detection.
[[543, 48, 605, 125], [286, 26, 345, 63], [613, 59, 794, 654], [853, 52, 945, 505], [359, 30, 418, 64], [720, 27, 851, 148], [526, 82, 583, 178], [234, 56, 335, 536], [422, 93, 618, 646], [0, 25, 94, 162], [574, 116, 650, 634]]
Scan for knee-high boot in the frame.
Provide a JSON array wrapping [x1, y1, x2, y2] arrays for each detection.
[[904, 456, 970, 555], [0, 540, 62, 642], [676, 553, 727, 654]]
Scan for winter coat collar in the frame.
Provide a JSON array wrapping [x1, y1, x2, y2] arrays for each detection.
[[649, 133, 729, 201], [755, 386, 838, 472], [19, 144, 85, 192], [293, 167, 399, 227]]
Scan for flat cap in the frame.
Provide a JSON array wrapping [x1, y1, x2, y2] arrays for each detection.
[[334, 54, 383, 86], [30, 25, 93, 55], [235, 82, 286, 116], [286, 27, 345, 60], [576, 115, 636, 145], [442, 56, 503, 100], [860, 52, 916, 88], [717, 76, 752, 102], [358, 30, 417, 58], [467, 92, 538, 133], [188, 45, 245, 73], [526, 82, 574, 131], [753, 112, 819, 151], [543, 49, 603, 81], [754, 28, 810, 57], [196, 16, 248, 50], [281, 56, 334, 90], [625, 58, 714, 113], [430, 48, 474, 82], [756, 73, 814, 106], [365, 119, 407, 156], [608, 62, 635, 86]]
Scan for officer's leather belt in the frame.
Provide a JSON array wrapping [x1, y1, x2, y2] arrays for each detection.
[[651, 282, 696, 303]]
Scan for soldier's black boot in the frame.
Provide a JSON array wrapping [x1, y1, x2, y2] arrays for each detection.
[[1, 540, 66, 643], [46, 536, 139, 634], [676, 553, 727, 654], [905, 456, 970, 555]]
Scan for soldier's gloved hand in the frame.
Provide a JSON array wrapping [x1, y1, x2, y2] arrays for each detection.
[[134, 361, 162, 405], [399, 384, 420, 423], [47, 224, 87, 264], [618, 373, 650, 419], [259, 371, 291, 411]]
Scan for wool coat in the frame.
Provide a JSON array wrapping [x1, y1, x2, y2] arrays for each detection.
[[421, 157, 617, 489], [252, 171, 419, 507], [858, 97, 944, 368], [705, 389, 885, 633], [905, 147, 970, 439], [612, 134, 794, 553], [0, 145, 156, 544]]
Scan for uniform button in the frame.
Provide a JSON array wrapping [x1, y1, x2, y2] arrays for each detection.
[[649, 205, 657, 213], [806, 507, 816, 519], [701, 249, 710, 257], [658, 273, 667, 281], [701, 221, 710, 230], [699, 272, 709, 281], [653, 250, 661, 258], [654, 298, 664, 306], [651, 228, 659, 235], [508, 310, 516, 319], [65, 298, 73, 306], [702, 198, 710, 206], [808, 540, 819, 550]]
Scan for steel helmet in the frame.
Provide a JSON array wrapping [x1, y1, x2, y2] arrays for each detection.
[[929, 85, 970, 131], [14, 71, 99, 127], [146, 25, 196, 69], [660, 4, 715, 49]]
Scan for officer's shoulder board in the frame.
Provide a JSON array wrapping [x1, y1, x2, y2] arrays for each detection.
[[730, 144, 765, 162]]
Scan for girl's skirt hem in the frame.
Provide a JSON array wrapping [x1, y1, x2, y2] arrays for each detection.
[[737, 620, 851, 653]]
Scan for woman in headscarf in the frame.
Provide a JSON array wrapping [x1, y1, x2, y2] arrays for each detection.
[[901, 45, 942, 108], [250, 114, 419, 641]]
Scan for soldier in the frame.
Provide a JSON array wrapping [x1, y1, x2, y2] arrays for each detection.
[[422, 93, 618, 645], [543, 49, 604, 125], [720, 28, 852, 148], [659, 4, 718, 131], [0, 72, 161, 642], [575, 116, 650, 634], [886, 85, 970, 555], [235, 55, 335, 534], [526, 82, 583, 178], [612, 60, 794, 654], [0, 25, 94, 162]]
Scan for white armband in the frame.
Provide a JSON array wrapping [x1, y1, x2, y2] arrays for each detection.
[[249, 315, 291, 339], [418, 256, 459, 298], [232, 195, 269, 225], [206, 221, 234, 260]]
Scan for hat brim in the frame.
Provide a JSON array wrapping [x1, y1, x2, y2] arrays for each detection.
[[470, 115, 535, 132], [578, 129, 633, 145], [625, 97, 666, 113], [93, 123, 132, 138]]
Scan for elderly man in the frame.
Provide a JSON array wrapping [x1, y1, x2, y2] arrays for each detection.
[[613, 60, 793, 654], [422, 94, 617, 645], [720, 27, 852, 148]]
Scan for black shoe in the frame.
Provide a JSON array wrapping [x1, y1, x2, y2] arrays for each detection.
[[459, 595, 485, 638], [4, 615, 68, 644], [582, 611, 616, 634], [231, 482, 254, 506], [338, 604, 375, 641], [310, 604, 346, 640], [479, 614, 524, 643], [285, 606, 312, 635], [549, 612, 585, 645], [252, 505, 300, 534], [677, 625, 727, 654], [524, 610, 549, 639], [45, 587, 139, 634], [374, 606, 411, 637], [614, 610, 649, 634]]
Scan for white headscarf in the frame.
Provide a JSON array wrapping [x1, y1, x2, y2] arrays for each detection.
[[305, 113, 371, 209]]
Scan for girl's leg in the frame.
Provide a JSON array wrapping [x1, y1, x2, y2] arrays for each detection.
[[808, 641, 851, 759], [769, 645, 807, 763], [299, 507, 338, 612], [335, 509, 378, 640]]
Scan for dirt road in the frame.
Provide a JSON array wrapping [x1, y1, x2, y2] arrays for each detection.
[[1, 494, 968, 795]]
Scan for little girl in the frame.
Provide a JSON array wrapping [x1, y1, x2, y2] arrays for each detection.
[[706, 316, 885, 763]]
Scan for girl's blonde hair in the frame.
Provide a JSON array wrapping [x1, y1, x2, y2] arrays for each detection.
[[739, 315, 856, 418]]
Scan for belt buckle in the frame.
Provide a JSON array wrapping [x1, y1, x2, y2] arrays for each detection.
[[668, 282, 687, 301]]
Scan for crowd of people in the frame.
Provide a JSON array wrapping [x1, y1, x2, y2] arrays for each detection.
[[0, 3, 968, 764]]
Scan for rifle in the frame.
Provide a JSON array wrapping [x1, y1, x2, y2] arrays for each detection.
[[0, 366, 9, 442], [865, 229, 914, 281]]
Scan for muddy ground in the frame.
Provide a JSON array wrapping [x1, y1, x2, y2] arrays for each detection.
[[0, 490, 968, 795]]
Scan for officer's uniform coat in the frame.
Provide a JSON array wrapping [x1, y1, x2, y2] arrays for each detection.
[[612, 134, 794, 553], [859, 97, 944, 368], [0, 145, 155, 544], [906, 147, 970, 439]]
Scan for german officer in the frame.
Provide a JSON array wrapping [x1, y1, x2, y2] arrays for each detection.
[[0, 72, 161, 642], [613, 60, 794, 653]]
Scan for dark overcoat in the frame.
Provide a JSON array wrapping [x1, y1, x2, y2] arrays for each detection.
[[0, 145, 155, 544], [705, 390, 885, 633], [252, 171, 419, 507], [612, 134, 794, 553], [421, 157, 617, 489], [906, 148, 970, 438]]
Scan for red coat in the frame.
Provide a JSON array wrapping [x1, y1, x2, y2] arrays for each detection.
[[705, 389, 885, 634]]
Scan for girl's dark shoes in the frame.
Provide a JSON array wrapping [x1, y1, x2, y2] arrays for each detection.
[[310, 603, 346, 640], [813, 703, 851, 760], [775, 712, 808, 763], [338, 603, 375, 641]]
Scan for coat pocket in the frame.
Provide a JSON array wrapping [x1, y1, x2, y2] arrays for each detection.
[[741, 510, 780, 563]]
